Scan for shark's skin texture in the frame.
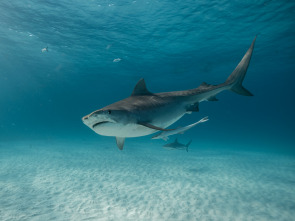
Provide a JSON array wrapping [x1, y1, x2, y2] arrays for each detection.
[[163, 139, 192, 152], [152, 116, 209, 141], [82, 37, 256, 150]]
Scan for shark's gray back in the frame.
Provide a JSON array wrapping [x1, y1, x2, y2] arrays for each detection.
[[102, 82, 221, 112], [102, 95, 176, 112]]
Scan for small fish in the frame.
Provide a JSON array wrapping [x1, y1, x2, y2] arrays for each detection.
[[152, 116, 209, 141], [163, 138, 192, 152], [113, 58, 121, 62], [41, 46, 48, 52]]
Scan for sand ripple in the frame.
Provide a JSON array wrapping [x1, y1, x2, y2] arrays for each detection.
[[0, 140, 295, 220]]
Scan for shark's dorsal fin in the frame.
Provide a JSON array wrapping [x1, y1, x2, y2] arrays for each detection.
[[131, 78, 153, 96], [116, 137, 125, 150]]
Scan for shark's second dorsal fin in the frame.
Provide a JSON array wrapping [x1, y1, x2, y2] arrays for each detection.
[[131, 78, 153, 96], [200, 82, 211, 87]]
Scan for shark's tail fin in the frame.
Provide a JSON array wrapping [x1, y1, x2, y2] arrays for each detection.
[[225, 36, 256, 96], [186, 139, 192, 152]]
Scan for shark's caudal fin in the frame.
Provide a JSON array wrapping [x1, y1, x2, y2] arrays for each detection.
[[225, 36, 256, 96], [185, 139, 192, 152], [186, 139, 192, 147]]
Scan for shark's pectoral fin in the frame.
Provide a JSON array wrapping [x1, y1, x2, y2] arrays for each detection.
[[138, 122, 175, 131], [116, 137, 125, 150], [186, 102, 199, 112]]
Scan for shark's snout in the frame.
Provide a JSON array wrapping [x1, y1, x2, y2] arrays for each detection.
[[82, 110, 103, 122], [82, 114, 91, 123], [82, 116, 89, 121], [82, 111, 114, 129], [82, 114, 93, 127]]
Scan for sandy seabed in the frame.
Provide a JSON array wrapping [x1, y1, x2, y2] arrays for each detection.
[[0, 139, 295, 221]]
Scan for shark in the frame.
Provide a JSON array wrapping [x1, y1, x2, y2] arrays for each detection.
[[163, 138, 192, 152], [152, 116, 209, 141], [82, 37, 256, 150]]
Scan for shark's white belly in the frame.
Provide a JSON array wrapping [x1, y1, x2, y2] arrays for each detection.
[[93, 123, 156, 137], [93, 108, 186, 138]]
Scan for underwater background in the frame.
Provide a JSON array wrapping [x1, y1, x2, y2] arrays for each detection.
[[0, 0, 295, 220]]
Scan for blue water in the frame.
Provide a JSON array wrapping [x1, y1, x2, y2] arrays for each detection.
[[0, 0, 295, 220]]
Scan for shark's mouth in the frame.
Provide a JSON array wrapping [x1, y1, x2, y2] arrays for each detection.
[[92, 121, 109, 128]]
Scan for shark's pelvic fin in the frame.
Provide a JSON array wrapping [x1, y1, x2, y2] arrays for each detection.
[[138, 122, 175, 131], [131, 78, 153, 96], [225, 36, 256, 96], [207, 96, 218, 101], [116, 137, 125, 150], [186, 102, 199, 112]]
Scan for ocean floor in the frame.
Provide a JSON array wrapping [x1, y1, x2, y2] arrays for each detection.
[[0, 139, 295, 221]]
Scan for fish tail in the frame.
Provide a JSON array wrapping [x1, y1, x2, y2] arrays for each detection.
[[225, 36, 256, 96], [186, 139, 192, 151]]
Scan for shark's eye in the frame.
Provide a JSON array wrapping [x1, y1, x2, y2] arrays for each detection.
[[108, 110, 111, 114]]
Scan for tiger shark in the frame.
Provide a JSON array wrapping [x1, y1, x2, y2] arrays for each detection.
[[163, 138, 192, 152], [82, 37, 256, 150]]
